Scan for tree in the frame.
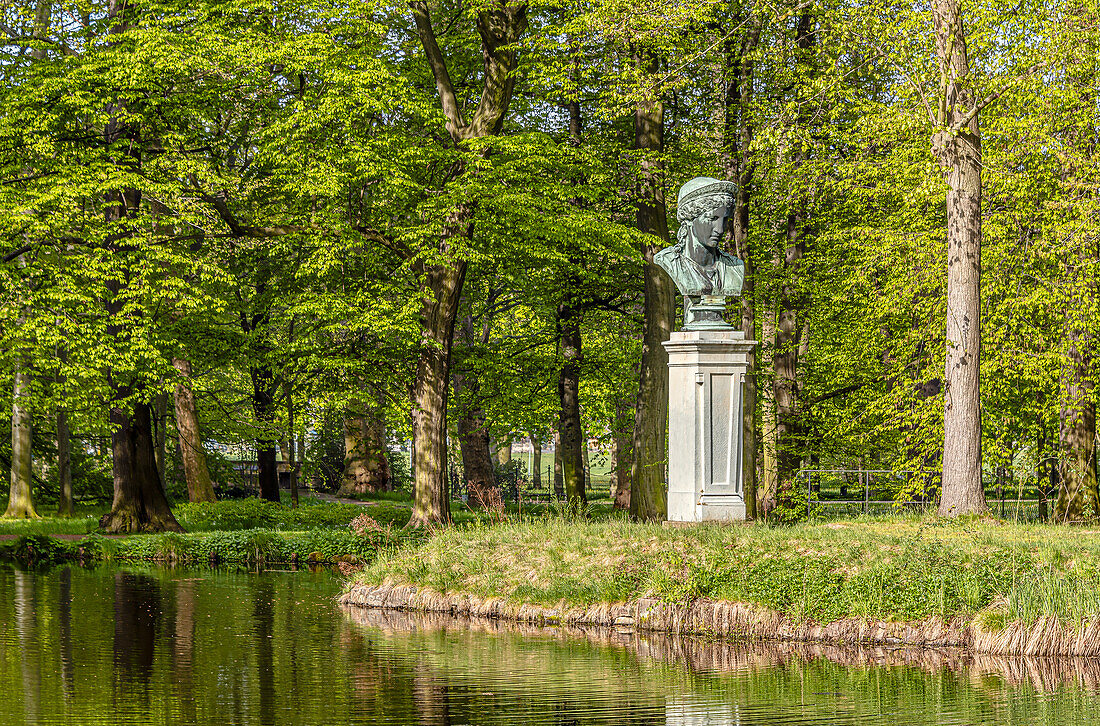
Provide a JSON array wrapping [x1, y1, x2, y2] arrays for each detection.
[[405, 0, 529, 527], [172, 358, 216, 503], [629, 48, 674, 522], [933, 0, 987, 516]]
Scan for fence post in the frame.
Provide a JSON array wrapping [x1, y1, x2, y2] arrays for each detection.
[[863, 468, 869, 515]]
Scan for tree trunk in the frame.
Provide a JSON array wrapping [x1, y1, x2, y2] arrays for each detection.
[[153, 391, 167, 484], [98, 0, 178, 533], [57, 405, 72, 517], [933, 0, 986, 516], [1056, 328, 1098, 520], [410, 262, 465, 525], [101, 401, 183, 533], [553, 429, 564, 498], [339, 398, 392, 497], [496, 439, 512, 467], [286, 380, 299, 507], [775, 212, 807, 488], [530, 433, 542, 489], [56, 343, 73, 517], [759, 303, 779, 516], [611, 395, 633, 509], [629, 48, 674, 522], [171, 358, 216, 503], [453, 369, 495, 507], [4, 367, 37, 519], [250, 363, 280, 503], [558, 302, 586, 506], [724, 13, 762, 520]]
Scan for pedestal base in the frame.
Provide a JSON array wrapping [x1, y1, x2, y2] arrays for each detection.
[[663, 330, 757, 523]]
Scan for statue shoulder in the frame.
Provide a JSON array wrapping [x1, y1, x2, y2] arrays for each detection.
[[654, 244, 682, 264], [716, 249, 744, 268]]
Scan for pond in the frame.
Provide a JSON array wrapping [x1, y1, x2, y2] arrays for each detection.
[[3, 564, 1100, 725]]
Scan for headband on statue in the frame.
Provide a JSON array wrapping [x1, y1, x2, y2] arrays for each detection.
[[676, 177, 736, 224]]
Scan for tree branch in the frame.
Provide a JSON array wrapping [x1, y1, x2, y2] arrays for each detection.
[[948, 62, 1047, 134], [2, 244, 34, 263], [409, 1, 466, 139]]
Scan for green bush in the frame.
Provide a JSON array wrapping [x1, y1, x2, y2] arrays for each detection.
[[0, 535, 78, 566]]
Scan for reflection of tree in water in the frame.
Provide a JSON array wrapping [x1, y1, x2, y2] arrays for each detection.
[[413, 666, 452, 726], [340, 607, 1100, 725], [252, 576, 276, 726], [113, 571, 161, 704], [14, 569, 41, 722], [172, 578, 198, 723], [59, 566, 75, 700], [335, 613, 439, 721], [340, 608, 670, 725]]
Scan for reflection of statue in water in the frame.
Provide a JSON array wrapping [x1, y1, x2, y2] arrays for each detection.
[[655, 177, 744, 329]]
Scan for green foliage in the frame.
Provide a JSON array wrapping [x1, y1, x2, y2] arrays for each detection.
[[0, 535, 78, 567], [172, 498, 411, 531], [108, 528, 390, 565], [0, 513, 99, 536]]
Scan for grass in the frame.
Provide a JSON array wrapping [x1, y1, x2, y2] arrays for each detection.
[[352, 514, 1100, 627]]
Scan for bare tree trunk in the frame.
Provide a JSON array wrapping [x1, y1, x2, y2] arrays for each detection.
[[249, 362, 281, 503], [496, 440, 512, 467], [56, 344, 72, 517], [56, 406, 72, 517], [759, 303, 778, 516], [171, 358, 215, 503], [530, 433, 542, 489], [339, 398, 392, 497], [724, 12, 762, 519], [611, 395, 633, 509], [286, 380, 299, 507], [101, 401, 183, 533], [629, 48, 673, 522], [1056, 328, 1098, 520], [410, 262, 465, 525], [558, 302, 586, 506], [153, 391, 167, 484], [933, 0, 986, 516], [775, 212, 807, 488], [553, 429, 564, 498], [5, 367, 37, 519], [453, 369, 496, 507]]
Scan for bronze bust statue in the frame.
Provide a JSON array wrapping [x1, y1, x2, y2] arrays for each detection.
[[655, 177, 745, 329]]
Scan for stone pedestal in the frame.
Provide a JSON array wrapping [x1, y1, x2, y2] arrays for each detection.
[[663, 330, 757, 522]]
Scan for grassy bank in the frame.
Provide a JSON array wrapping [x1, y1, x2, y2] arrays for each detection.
[[349, 516, 1100, 630]]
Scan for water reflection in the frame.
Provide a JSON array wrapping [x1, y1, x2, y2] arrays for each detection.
[[3, 564, 1100, 726], [253, 577, 276, 726], [14, 569, 40, 722], [58, 566, 74, 700]]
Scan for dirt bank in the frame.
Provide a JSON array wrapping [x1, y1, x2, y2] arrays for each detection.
[[340, 581, 1100, 657]]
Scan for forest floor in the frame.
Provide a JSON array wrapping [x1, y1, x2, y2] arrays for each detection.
[[344, 514, 1100, 656]]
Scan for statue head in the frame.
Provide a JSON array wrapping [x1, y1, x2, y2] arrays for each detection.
[[676, 177, 736, 250]]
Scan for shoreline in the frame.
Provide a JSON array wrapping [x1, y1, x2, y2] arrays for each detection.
[[342, 607, 1100, 694], [340, 581, 1100, 658]]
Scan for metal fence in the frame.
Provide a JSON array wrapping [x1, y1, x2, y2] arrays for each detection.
[[799, 468, 1057, 522]]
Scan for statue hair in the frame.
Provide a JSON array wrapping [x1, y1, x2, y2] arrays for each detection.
[[675, 192, 736, 247]]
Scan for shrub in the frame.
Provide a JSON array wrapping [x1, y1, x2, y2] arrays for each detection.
[[174, 499, 282, 531]]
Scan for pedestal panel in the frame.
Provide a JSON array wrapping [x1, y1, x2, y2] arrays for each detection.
[[663, 330, 757, 523]]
